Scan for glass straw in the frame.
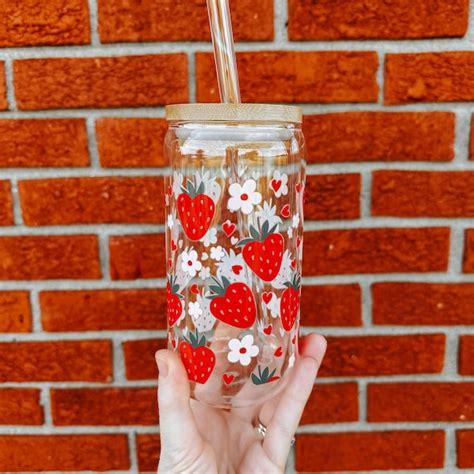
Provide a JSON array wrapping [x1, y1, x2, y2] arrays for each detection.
[[206, 0, 241, 103]]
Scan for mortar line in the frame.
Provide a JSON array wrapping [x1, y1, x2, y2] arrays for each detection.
[[40, 387, 53, 427], [128, 431, 139, 473], [443, 331, 460, 378], [445, 428, 457, 470], [113, 338, 127, 384], [449, 225, 465, 275], [187, 51, 196, 103], [29, 288, 43, 332], [274, 0, 288, 47], [454, 109, 471, 163], [9, 178, 24, 225], [360, 171, 372, 219], [98, 233, 111, 281], [86, 116, 101, 168], [358, 380, 367, 423], [3, 58, 17, 110], [377, 51, 385, 104], [360, 280, 373, 327], [88, 0, 101, 46]]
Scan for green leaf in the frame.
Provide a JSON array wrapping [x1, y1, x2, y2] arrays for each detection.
[[237, 238, 252, 247], [250, 226, 260, 241], [197, 181, 205, 195], [268, 368, 276, 379], [262, 367, 269, 380], [251, 373, 261, 385], [261, 220, 269, 236], [172, 284, 180, 293], [269, 224, 278, 235], [221, 276, 230, 289]]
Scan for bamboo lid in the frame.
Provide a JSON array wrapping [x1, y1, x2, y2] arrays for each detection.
[[166, 103, 303, 123]]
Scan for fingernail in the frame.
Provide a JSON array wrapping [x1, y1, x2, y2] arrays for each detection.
[[156, 355, 169, 378]]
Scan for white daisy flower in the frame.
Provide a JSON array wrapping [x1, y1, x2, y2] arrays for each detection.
[[227, 335, 259, 367], [188, 301, 202, 319], [292, 213, 300, 228], [255, 200, 282, 228], [228, 179, 262, 215], [270, 170, 288, 198], [172, 172, 183, 198], [180, 249, 202, 277], [199, 266, 211, 281], [201, 227, 218, 247], [167, 213, 174, 229], [210, 245, 225, 261]]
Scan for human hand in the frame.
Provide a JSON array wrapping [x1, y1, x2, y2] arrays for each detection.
[[155, 333, 327, 474]]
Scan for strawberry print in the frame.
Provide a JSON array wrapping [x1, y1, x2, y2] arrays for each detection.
[[208, 276, 256, 328], [179, 331, 216, 384], [280, 273, 301, 332], [166, 275, 183, 327], [178, 178, 215, 241], [251, 365, 280, 385], [239, 220, 284, 282]]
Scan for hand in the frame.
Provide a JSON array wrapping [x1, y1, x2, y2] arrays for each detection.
[[155, 333, 327, 474]]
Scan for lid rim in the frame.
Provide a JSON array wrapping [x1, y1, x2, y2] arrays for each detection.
[[165, 103, 303, 124]]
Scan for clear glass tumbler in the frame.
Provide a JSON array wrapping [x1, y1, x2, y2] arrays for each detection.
[[164, 104, 305, 408]]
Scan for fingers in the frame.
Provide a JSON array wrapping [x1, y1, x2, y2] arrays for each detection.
[[262, 334, 327, 469], [155, 349, 202, 456]]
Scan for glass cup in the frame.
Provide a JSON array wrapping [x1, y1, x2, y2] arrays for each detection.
[[164, 104, 305, 408]]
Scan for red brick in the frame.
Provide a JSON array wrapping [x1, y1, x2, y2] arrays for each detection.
[[97, 118, 167, 168], [368, 383, 474, 422], [373, 283, 474, 325], [0, 181, 13, 225], [303, 227, 450, 275], [295, 431, 444, 471], [136, 434, 160, 473], [19, 177, 164, 225], [196, 51, 378, 103], [459, 336, 474, 375], [458, 430, 474, 468], [51, 388, 157, 425], [98, 0, 273, 42], [41, 289, 167, 331], [0, 119, 89, 167], [109, 233, 166, 280], [305, 174, 360, 220], [303, 112, 454, 163], [0, 0, 89, 47], [373, 171, 474, 217], [385, 52, 474, 104], [0, 63, 6, 110], [14, 54, 188, 110], [0, 235, 100, 280], [123, 339, 168, 380], [0, 340, 112, 382], [301, 284, 362, 327], [0, 434, 129, 471], [320, 334, 445, 377], [301, 383, 358, 424], [463, 229, 474, 272], [289, 0, 467, 40], [0, 389, 43, 425], [0, 291, 31, 332]]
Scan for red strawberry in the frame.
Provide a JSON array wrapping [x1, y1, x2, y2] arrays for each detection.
[[208, 276, 256, 329], [280, 274, 301, 332], [179, 331, 216, 384], [166, 275, 183, 327], [177, 179, 215, 241], [239, 221, 284, 282]]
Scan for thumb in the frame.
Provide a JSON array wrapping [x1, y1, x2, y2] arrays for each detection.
[[155, 349, 202, 457]]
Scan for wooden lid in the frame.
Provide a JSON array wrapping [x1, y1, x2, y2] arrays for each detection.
[[166, 103, 303, 123]]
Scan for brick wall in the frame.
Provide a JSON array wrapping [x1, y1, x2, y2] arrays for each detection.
[[0, 0, 473, 472]]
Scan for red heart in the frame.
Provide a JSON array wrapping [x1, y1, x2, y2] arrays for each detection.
[[171, 240, 177, 251], [274, 347, 283, 357], [167, 185, 173, 196], [281, 204, 290, 218], [223, 373, 235, 385], [292, 335, 297, 345], [296, 237, 302, 247], [223, 221, 236, 237], [295, 183, 302, 193], [263, 292, 273, 305], [263, 324, 272, 335], [232, 265, 243, 275], [191, 284, 199, 294], [271, 179, 282, 192], [171, 339, 177, 349], [168, 258, 173, 268], [291, 259, 297, 269]]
